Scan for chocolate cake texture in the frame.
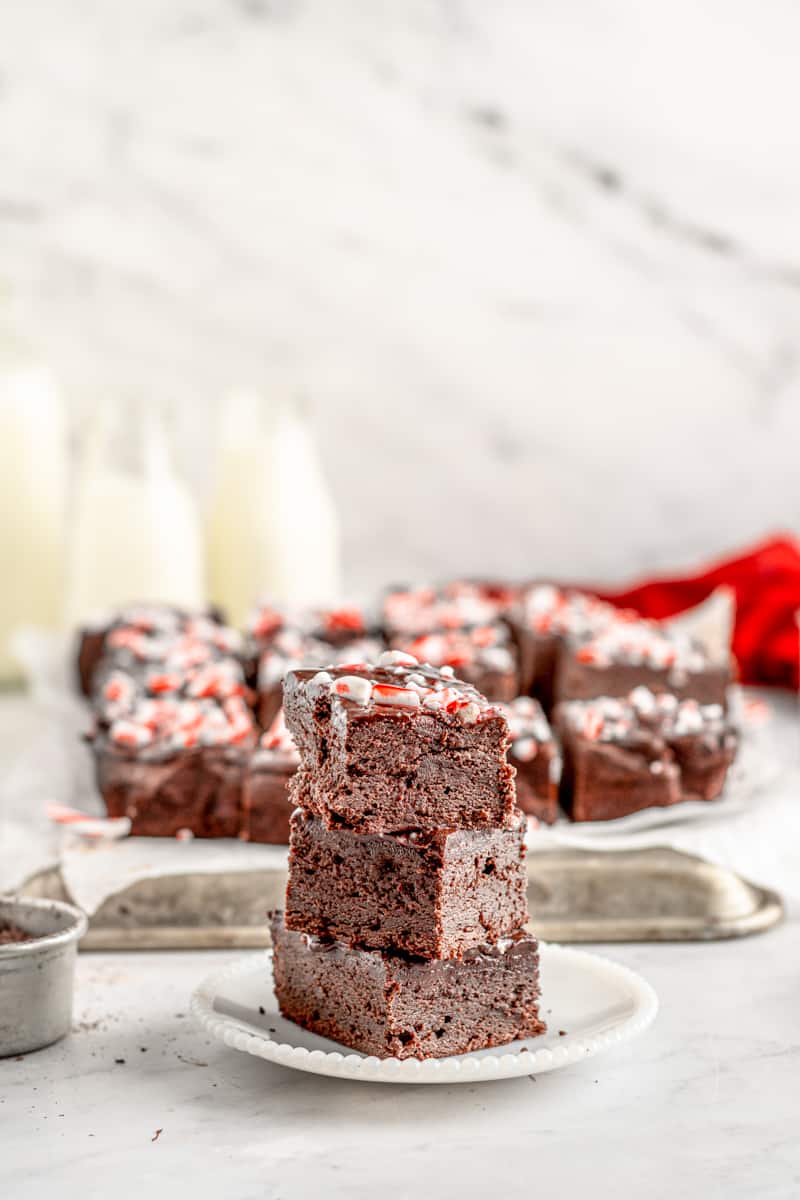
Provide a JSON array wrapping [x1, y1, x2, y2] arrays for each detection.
[[283, 653, 516, 833], [270, 913, 544, 1060], [285, 808, 528, 959]]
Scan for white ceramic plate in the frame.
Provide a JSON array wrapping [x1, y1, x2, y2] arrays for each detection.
[[191, 944, 657, 1084]]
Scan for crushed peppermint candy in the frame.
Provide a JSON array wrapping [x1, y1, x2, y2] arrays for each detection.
[[373, 683, 422, 708], [559, 688, 734, 746], [397, 624, 515, 674], [382, 583, 513, 636], [106, 690, 256, 753], [518, 585, 620, 638], [250, 602, 369, 644], [569, 619, 710, 673], [494, 697, 554, 759], [334, 675, 373, 705], [259, 708, 296, 752], [258, 628, 384, 689]]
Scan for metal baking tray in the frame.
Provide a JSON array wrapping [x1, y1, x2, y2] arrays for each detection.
[[18, 845, 782, 949], [526, 846, 783, 942]]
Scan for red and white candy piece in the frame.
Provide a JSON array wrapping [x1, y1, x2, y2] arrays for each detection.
[[582, 710, 605, 740], [307, 671, 333, 696], [455, 700, 481, 725], [377, 650, 418, 667], [103, 672, 135, 706], [223, 696, 255, 742], [512, 736, 537, 762], [147, 671, 181, 695], [47, 803, 131, 840], [261, 708, 297, 752], [187, 663, 244, 700], [372, 682, 421, 708], [110, 720, 154, 749], [333, 675, 373, 705]]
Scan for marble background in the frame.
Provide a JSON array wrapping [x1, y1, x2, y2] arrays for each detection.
[[2, 0, 800, 594]]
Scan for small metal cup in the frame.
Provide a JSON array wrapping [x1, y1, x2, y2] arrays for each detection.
[[0, 896, 88, 1057]]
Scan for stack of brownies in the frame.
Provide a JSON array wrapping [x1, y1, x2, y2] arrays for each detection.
[[271, 651, 546, 1059]]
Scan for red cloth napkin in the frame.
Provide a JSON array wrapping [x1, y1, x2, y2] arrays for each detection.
[[593, 535, 800, 689]]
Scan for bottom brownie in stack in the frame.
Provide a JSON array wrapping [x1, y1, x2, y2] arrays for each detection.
[[271, 655, 546, 1059], [271, 914, 544, 1060]]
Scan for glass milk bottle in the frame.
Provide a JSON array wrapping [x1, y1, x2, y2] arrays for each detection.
[[0, 365, 67, 683], [262, 399, 342, 609], [64, 400, 205, 628], [206, 392, 273, 628], [205, 395, 342, 621]]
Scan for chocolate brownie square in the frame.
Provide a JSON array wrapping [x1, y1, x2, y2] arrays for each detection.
[[555, 688, 737, 822], [509, 584, 620, 709], [285, 808, 528, 958], [283, 653, 516, 833], [241, 710, 300, 844], [632, 689, 738, 801], [77, 605, 235, 696], [89, 649, 257, 837], [496, 697, 561, 824], [555, 619, 732, 708], [555, 695, 680, 823], [95, 740, 249, 838], [390, 622, 520, 702], [270, 912, 545, 1060]]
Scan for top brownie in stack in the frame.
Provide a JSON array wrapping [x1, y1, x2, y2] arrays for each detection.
[[283, 652, 516, 833]]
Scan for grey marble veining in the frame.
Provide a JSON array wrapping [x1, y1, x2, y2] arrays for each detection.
[[1, 0, 799, 593]]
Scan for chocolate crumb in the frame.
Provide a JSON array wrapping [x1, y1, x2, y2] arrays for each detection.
[[114, 1058, 126, 1065], [152, 1129, 163, 1143], [258, 1006, 266, 1015], [558, 1030, 566, 1037]]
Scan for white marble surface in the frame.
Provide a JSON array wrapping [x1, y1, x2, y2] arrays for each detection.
[[2, 1, 800, 591], [2, 925, 799, 1200], [1, 689, 799, 1198]]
